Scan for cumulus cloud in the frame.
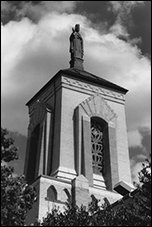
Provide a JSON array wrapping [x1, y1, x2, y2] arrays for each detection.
[[1, 1, 78, 24], [1, 3, 151, 139], [128, 128, 151, 160], [19, 1, 77, 22], [1, 13, 88, 134], [130, 160, 143, 183], [1, 1, 10, 11], [130, 152, 149, 183], [108, 1, 144, 14], [1, 1, 16, 23], [85, 34, 151, 132], [108, 1, 144, 38], [130, 149, 151, 183], [1, 2, 151, 184], [128, 130, 143, 148]]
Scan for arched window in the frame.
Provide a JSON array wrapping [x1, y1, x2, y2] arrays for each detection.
[[91, 117, 107, 175]]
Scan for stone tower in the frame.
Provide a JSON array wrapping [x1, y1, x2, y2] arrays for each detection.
[[24, 25, 133, 224]]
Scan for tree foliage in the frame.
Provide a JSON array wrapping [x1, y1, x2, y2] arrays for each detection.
[[1, 128, 151, 226], [133, 157, 151, 225], [1, 128, 37, 226]]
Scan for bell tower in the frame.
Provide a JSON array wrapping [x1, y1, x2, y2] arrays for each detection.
[[24, 24, 133, 224]]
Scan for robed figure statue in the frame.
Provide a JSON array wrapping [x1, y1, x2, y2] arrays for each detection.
[[69, 24, 84, 69]]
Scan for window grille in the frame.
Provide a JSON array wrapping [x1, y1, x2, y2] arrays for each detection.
[[91, 119, 103, 174]]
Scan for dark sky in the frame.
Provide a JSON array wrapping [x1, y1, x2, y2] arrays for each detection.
[[77, 1, 151, 56], [1, 1, 151, 56]]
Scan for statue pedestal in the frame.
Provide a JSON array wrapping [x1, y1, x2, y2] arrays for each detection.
[[70, 58, 84, 70]]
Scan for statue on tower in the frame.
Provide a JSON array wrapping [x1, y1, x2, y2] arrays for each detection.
[[69, 24, 84, 69]]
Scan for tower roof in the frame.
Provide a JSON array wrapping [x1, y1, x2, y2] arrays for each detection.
[[61, 68, 128, 93], [26, 68, 128, 106]]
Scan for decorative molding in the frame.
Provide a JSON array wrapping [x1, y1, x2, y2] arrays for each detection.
[[79, 94, 117, 123], [62, 77, 125, 102], [28, 75, 124, 116]]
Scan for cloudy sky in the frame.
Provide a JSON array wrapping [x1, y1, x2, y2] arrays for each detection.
[[1, 1, 151, 183]]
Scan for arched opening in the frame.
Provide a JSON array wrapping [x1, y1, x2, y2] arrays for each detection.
[[47, 185, 57, 201], [26, 124, 40, 183], [74, 94, 118, 190], [91, 117, 108, 176]]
